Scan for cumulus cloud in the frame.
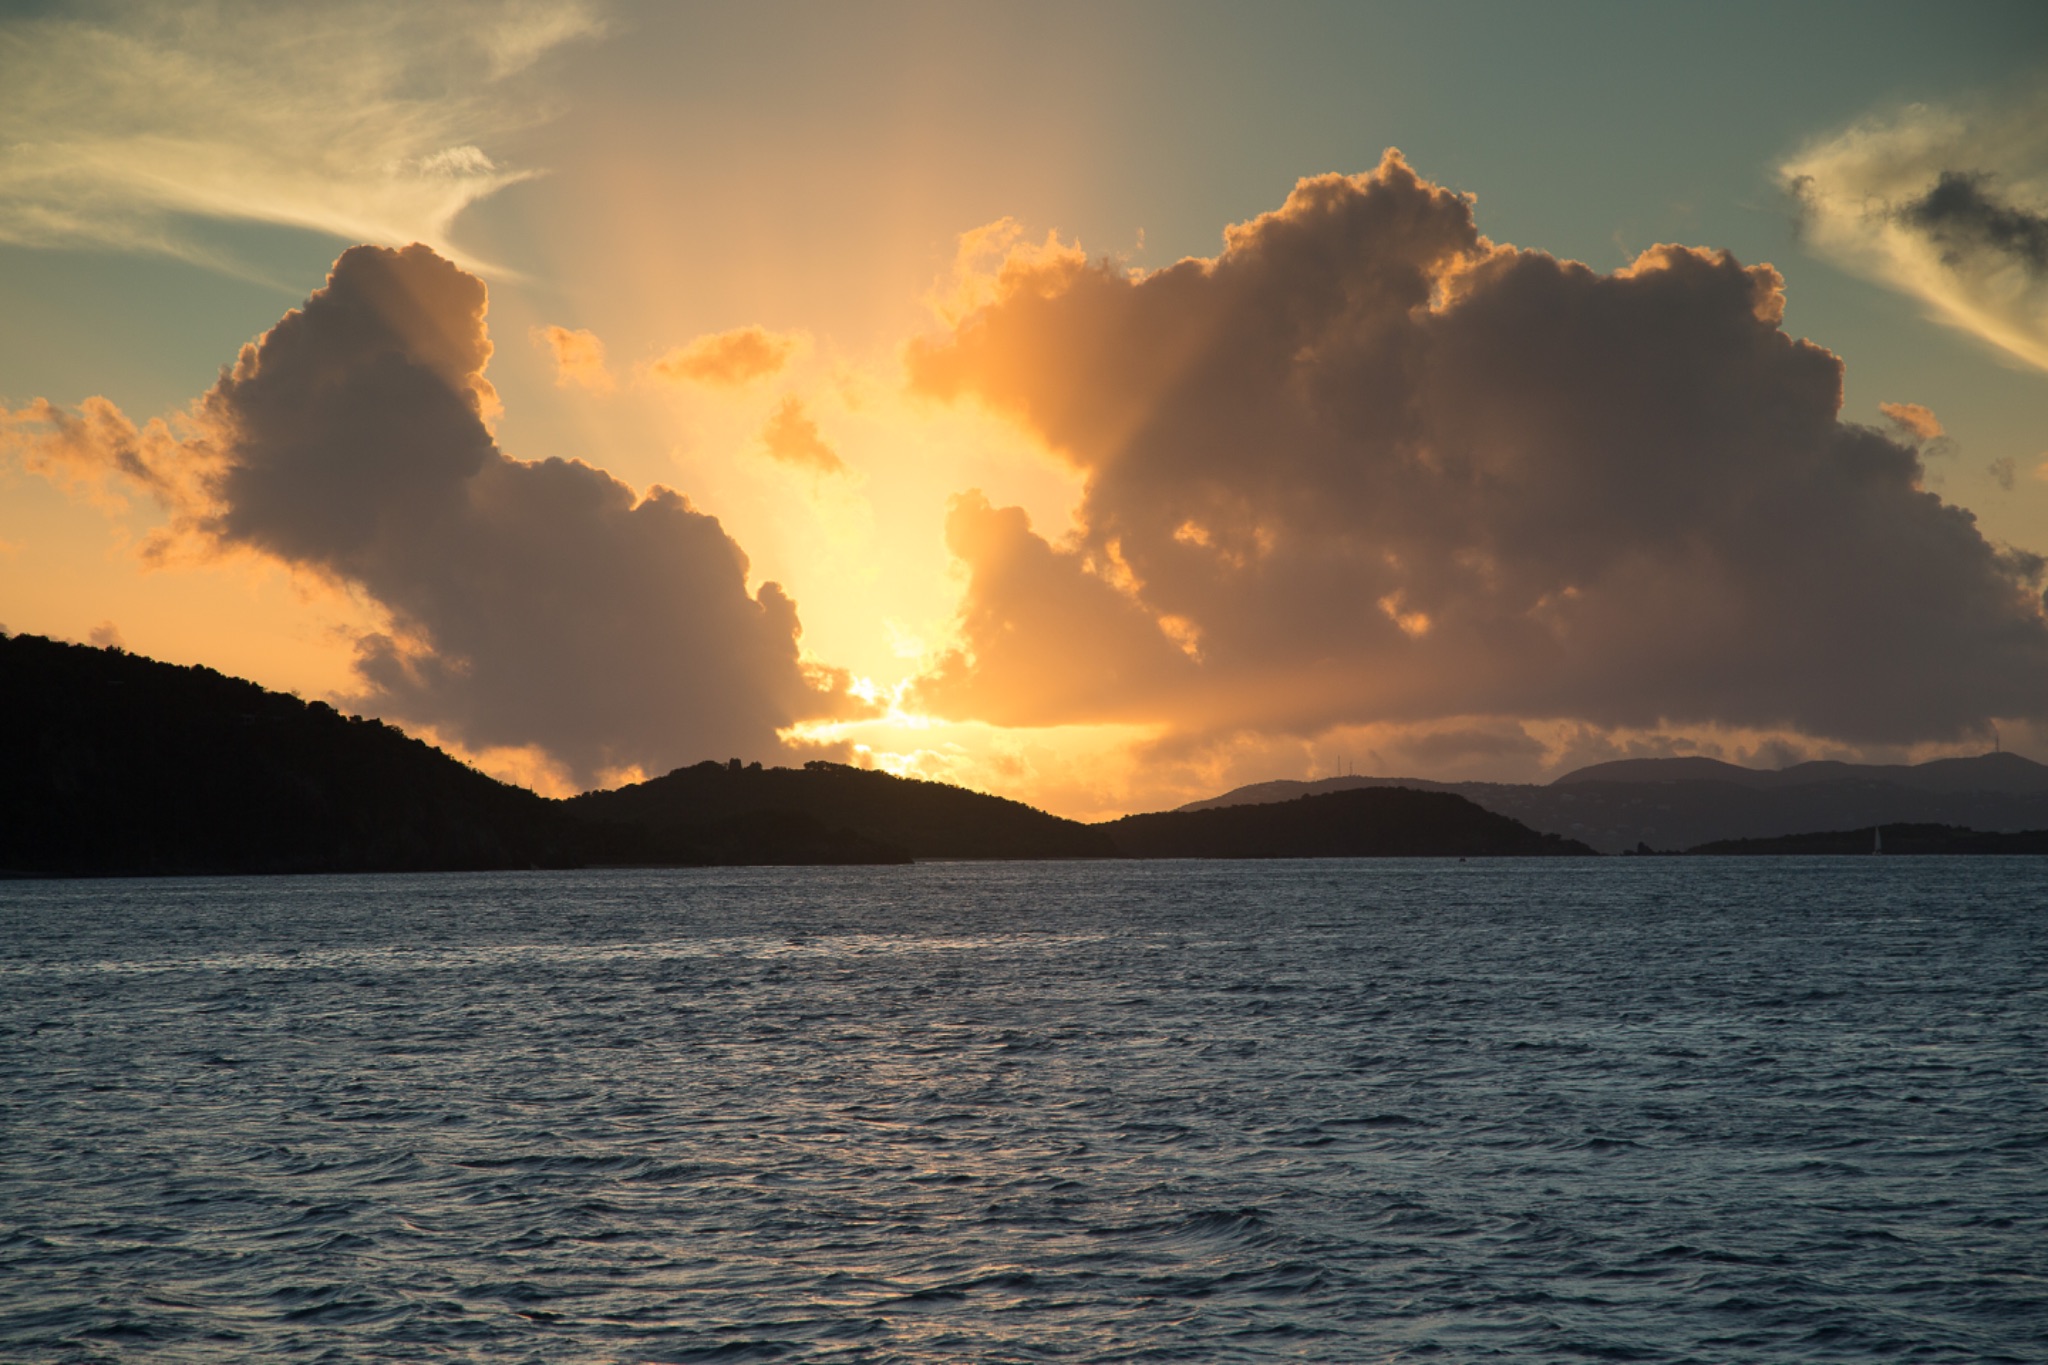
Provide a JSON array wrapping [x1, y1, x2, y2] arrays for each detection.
[[914, 491, 1197, 723], [0, 1, 599, 272], [907, 150, 2048, 751], [757, 396, 846, 474], [4, 243, 848, 784], [1782, 89, 2048, 372], [532, 324, 615, 392], [648, 325, 805, 387]]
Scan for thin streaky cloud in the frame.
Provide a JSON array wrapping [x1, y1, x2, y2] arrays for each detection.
[[0, 0, 602, 275]]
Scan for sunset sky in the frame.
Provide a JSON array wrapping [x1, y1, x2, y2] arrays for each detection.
[[4, 0, 2047, 818]]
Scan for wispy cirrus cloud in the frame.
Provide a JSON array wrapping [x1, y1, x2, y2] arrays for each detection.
[[0, 0, 602, 274], [1782, 87, 2048, 372]]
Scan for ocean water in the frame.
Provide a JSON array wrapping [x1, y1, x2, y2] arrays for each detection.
[[2, 859, 2043, 1363]]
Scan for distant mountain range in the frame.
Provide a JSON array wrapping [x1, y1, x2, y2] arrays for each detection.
[[2, 634, 1584, 876], [1180, 753, 2048, 853]]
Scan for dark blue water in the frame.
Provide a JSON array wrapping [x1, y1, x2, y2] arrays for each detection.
[[3, 859, 2044, 1362]]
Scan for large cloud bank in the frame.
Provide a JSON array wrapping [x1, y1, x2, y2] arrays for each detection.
[[10, 244, 842, 784], [907, 151, 2048, 750], [1783, 90, 2048, 373]]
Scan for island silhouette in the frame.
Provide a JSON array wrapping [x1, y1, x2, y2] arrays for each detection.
[[1187, 753, 2048, 854], [10, 632, 2046, 876]]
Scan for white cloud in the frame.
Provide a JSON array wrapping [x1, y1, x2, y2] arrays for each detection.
[[0, 1, 602, 274]]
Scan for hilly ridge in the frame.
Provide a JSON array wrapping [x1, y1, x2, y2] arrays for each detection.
[[13, 632, 2040, 874], [1184, 755, 2048, 854], [1105, 788, 1593, 858], [567, 760, 1115, 861], [0, 632, 581, 876], [5, 634, 1581, 875]]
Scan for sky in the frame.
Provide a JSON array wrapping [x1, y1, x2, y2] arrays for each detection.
[[3, 0, 2047, 818]]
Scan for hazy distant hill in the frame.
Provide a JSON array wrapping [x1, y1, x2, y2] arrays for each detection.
[[1556, 753, 2048, 793], [566, 760, 1115, 860], [1182, 754, 2048, 853], [1102, 787, 1596, 858], [0, 633, 581, 876]]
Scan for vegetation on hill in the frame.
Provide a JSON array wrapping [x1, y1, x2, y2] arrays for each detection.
[[1101, 788, 1597, 858], [1, 634, 1604, 876], [566, 759, 1114, 860], [0, 633, 579, 876]]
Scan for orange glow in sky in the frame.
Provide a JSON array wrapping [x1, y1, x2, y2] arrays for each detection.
[[4, 3, 2047, 816]]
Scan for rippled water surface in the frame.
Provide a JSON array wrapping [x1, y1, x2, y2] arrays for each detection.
[[3, 859, 2045, 1362]]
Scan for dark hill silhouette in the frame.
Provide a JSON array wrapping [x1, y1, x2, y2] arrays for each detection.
[[1689, 823, 2048, 856], [5, 634, 1593, 874], [0, 634, 905, 875], [1182, 754, 2048, 853], [566, 760, 1115, 860], [22, 630, 2048, 870], [1102, 787, 1595, 858], [0, 633, 582, 876]]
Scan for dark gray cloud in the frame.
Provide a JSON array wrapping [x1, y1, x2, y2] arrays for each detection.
[[1901, 170, 2048, 276], [29, 243, 846, 784], [908, 151, 2048, 748]]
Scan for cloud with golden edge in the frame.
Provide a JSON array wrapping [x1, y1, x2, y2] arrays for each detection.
[[649, 325, 807, 388], [904, 148, 2048, 758], [4, 243, 860, 787], [531, 324, 615, 392], [1878, 401, 1945, 443]]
